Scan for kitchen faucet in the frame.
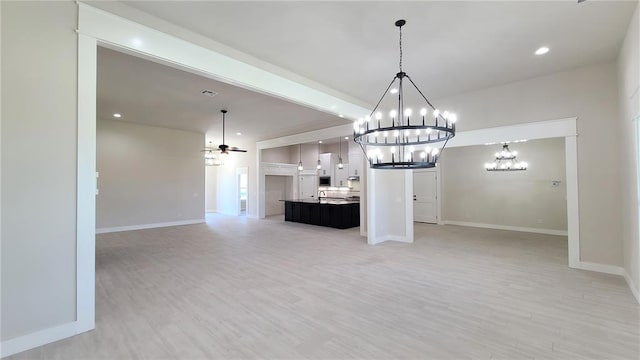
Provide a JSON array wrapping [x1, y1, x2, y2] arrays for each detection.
[[318, 190, 326, 198]]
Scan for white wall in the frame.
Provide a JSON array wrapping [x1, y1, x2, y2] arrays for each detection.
[[320, 142, 350, 163], [265, 175, 291, 216], [441, 138, 567, 232], [1, 0, 78, 341], [261, 146, 291, 163], [289, 143, 322, 168], [96, 119, 205, 229], [435, 62, 622, 266], [368, 169, 412, 244], [205, 165, 218, 212], [216, 139, 257, 216], [617, 4, 640, 300]]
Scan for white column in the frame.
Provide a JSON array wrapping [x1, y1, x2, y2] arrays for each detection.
[[367, 168, 414, 244]]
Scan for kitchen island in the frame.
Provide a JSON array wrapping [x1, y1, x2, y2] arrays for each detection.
[[282, 199, 360, 229]]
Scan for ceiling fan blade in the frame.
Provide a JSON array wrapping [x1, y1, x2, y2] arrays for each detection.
[[228, 146, 247, 152]]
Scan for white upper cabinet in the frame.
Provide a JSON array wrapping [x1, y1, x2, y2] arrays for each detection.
[[348, 152, 363, 178], [318, 153, 336, 177], [334, 164, 349, 187]]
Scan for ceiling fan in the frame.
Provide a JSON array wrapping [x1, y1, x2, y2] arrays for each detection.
[[210, 109, 247, 154]]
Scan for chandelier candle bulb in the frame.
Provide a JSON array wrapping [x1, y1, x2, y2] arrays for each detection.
[[405, 108, 412, 118]]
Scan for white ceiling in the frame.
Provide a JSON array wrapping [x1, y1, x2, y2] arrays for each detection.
[[97, 47, 348, 144], [123, 0, 637, 104]]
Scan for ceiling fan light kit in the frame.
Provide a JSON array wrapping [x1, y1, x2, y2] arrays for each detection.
[[203, 140, 223, 166], [353, 19, 457, 170]]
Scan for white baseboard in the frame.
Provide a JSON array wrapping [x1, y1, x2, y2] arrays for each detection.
[[443, 220, 568, 236], [573, 261, 625, 276], [1, 321, 90, 358], [368, 234, 412, 245], [96, 219, 204, 234], [623, 270, 640, 303]]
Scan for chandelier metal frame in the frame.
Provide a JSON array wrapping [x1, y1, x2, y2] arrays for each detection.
[[353, 19, 457, 169], [485, 143, 528, 172]]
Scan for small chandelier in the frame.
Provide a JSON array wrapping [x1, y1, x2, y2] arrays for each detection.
[[354, 19, 457, 169], [203, 141, 223, 166], [485, 143, 528, 171]]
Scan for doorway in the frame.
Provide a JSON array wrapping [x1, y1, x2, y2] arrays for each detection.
[[237, 167, 248, 216], [413, 169, 438, 224]]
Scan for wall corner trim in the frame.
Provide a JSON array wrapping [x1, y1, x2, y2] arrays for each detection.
[[573, 261, 625, 276], [96, 219, 205, 234], [623, 270, 640, 304], [0, 321, 89, 358], [442, 220, 569, 236]]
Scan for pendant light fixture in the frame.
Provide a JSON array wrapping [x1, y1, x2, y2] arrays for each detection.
[[353, 19, 458, 169], [316, 145, 322, 170], [485, 143, 528, 171], [337, 137, 344, 169], [297, 144, 304, 171]]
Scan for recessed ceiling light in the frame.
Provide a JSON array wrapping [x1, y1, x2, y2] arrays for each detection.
[[338, 114, 344, 118], [535, 46, 549, 55], [131, 38, 143, 47], [390, 88, 398, 94], [113, 113, 122, 118], [236, 132, 242, 136], [318, 140, 323, 144], [344, 136, 349, 140]]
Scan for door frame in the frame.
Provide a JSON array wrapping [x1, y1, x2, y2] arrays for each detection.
[[436, 119, 580, 270], [236, 167, 248, 216]]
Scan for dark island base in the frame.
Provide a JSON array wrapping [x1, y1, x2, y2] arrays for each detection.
[[284, 201, 360, 229]]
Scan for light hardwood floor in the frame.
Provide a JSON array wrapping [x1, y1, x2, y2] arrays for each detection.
[[11, 214, 639, 359]]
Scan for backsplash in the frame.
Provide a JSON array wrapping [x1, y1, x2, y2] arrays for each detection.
[[318, 181, 360, 199]]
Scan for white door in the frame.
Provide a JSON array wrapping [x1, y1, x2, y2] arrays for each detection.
[[413, 171, 437, 223]]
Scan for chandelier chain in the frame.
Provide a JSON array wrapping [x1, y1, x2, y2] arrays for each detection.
[[399, 25, 403, 72]]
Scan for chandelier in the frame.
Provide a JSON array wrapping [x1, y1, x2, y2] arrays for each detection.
[[203, 141, 223, 166], [485, 143, 528, 171], [353, 19, 457, 169]]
